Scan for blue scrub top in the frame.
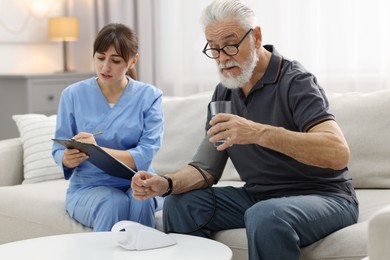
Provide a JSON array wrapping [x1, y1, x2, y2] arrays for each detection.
[[52, 76, 164, 190]]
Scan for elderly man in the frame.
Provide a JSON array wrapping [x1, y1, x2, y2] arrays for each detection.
[[131, 0, 359, 259]]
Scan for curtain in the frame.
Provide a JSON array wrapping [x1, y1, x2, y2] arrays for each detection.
[[110, 0, 390, 96]]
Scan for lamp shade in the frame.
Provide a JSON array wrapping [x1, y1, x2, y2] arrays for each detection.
[[48, 17, 79, 42]]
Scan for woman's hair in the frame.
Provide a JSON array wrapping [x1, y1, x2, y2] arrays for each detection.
[[93, 23, 138, 80], [200, 0, 257, 31]]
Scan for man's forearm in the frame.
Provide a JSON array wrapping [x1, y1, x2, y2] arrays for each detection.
[[169, 165, 214, 194], [258, 121, 350, 170]]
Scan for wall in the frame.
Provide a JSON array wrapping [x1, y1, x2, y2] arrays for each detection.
[[0, 0, 99, 74], [151, 0, 390, 95], [0, 0, 63, 73], [0, 0, 389, 96], [0, 0, 141, 76]]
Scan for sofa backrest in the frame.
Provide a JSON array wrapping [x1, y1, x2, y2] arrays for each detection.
[[151, 92, 211, 176], [8, 89, 390, 188], [327, 90, 390, 188], [153, 89, 390, 188], [0, 138, 23, 186]]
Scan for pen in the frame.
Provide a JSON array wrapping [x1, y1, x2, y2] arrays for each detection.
[[92, 131, 103, 137], [72, 131, 103, 141]]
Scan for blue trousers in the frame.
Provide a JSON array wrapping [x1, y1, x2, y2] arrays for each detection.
[[163, 186, 358, 260], [67, 186, 157, 231]]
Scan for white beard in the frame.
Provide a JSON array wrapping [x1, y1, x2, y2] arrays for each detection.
[[217, 42, 259, 89]]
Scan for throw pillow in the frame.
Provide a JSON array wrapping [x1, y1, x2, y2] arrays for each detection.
[[12, 114, 63, 184]]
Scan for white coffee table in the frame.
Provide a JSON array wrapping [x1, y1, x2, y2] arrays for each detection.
[[0, 232, 232, 260]]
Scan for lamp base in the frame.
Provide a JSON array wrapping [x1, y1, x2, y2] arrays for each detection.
[[62, 41, 69, 72]]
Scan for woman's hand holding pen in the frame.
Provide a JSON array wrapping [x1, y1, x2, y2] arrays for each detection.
[[72, 131, 103, 145], [62, 131, 102, 168]]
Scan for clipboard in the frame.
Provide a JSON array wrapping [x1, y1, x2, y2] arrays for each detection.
[[52, 138, 136, 180]]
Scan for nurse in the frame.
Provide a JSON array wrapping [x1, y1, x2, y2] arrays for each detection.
[[52, 23, 164, 231]]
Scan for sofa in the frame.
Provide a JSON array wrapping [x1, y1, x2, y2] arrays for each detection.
[[1, 89, 390, 260]]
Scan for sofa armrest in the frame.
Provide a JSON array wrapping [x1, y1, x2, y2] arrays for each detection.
[[0, 138, 23, 186], [367, 204, 390, 260]]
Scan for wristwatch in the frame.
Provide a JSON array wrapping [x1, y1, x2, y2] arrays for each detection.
[[161, 175, 173, 197]]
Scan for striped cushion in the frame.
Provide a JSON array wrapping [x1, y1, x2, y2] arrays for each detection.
[[12, 114, 63, 184]]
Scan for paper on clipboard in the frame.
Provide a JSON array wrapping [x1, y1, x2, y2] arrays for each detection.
[[52, 138, 136, 180]]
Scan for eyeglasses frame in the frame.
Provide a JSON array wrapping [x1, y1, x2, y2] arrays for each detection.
[[202, 28, 254, 59]]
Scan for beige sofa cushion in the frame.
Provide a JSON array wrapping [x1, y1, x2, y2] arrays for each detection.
[[327, 90, 390, 188], [0, 179, 91, 244]]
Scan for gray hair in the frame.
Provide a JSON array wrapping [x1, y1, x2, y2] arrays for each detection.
[[200, 0, 258, 31]]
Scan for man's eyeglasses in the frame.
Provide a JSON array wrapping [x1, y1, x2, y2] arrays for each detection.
[[202, 28, 254, 59]]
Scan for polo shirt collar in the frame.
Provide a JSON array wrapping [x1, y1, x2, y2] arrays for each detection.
[[231, 45, 283, 99], [260, 45, 283, 85]]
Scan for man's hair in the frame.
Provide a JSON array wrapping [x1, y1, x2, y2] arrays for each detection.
[[200, 0, 257, 31]]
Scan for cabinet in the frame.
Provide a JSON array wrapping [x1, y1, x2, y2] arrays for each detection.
[[0, 72, 95, 140]]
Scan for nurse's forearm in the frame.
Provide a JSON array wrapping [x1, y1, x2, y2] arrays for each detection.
[[101, 147, 136, 170]]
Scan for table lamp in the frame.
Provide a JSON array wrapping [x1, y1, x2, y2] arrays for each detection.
[[48, 17, 79, 72]]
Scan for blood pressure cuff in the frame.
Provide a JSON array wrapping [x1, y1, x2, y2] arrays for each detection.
[[189, 135, 228, 184]]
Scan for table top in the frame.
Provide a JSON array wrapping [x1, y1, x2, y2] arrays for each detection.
[[0, 232, 232, 260]]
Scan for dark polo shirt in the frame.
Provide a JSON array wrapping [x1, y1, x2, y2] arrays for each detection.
[[191, 45, 357, 203]]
